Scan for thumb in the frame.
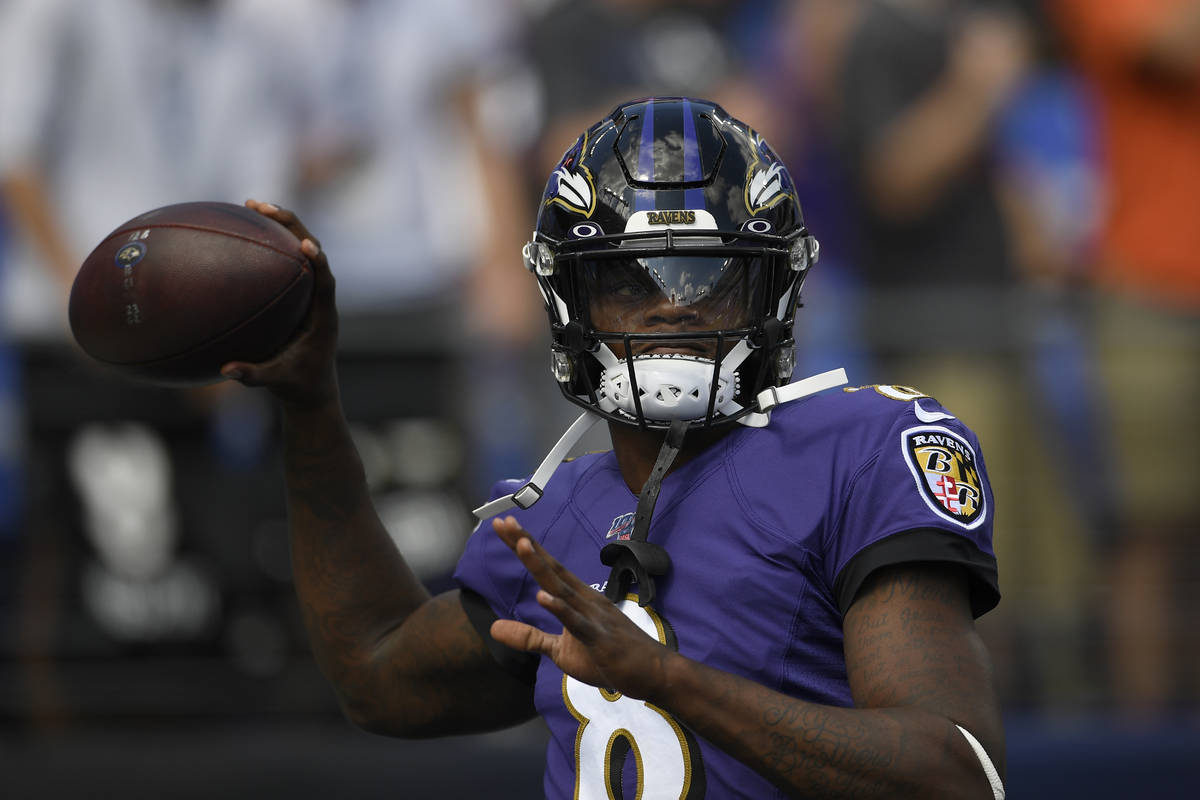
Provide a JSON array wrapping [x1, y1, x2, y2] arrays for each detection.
[[491, 619, 556, 656]]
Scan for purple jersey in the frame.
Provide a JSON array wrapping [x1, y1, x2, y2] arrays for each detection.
[[454, 385, 998, 799]]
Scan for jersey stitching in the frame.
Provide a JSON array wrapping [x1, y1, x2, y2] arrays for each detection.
[[566, 454, 633, 547], [827, 449, 883, 550], [781, 549, 819, 696], [723, 425, 815, 549], [823, 445, 887, 596], [652, 451, 734, 528], [725, 432, 830, 702], [725, 455, 792, 546]]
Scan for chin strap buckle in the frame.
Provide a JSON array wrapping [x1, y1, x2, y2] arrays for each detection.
[[510, 482, 543, 510], [601, 539, 672, 606], [755, 367, 849, 413], [472, 411, 604, 520]]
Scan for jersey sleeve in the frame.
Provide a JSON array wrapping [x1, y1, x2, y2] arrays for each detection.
[[828, 401, 1000, 618], [454, 479, 536, 616], [453, 480, 541, 683]]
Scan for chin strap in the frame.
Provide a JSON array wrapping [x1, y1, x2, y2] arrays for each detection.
[[472, 367, 850, 521], [737, 367, 849, 428], [472, 410, 604, 520], [601, 418, 687, 607]]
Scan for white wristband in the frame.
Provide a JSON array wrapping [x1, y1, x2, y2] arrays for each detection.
[[955, 724, 1005, 800]]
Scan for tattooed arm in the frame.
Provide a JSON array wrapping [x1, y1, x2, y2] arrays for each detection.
[[492, 518, 1004, 798], [280, 402, 536, 736], [223, 202, 535, 738], [664, 561, 1004, 798]]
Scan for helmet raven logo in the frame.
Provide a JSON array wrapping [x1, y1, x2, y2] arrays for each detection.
[[746, 162, 787, 214], [548, 165, 596, 217]]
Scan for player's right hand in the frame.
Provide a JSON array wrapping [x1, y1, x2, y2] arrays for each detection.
[[220, 199, 340, 410], [489, 516, 676, 702]]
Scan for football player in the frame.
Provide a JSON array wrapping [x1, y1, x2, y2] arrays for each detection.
[[224, 98, 1006, 799]]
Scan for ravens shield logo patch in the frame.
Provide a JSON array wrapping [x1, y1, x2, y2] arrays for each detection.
[[902, 426, 986, 528]]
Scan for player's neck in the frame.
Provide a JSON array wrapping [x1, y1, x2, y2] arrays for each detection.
[[608, 421, 733, 494]]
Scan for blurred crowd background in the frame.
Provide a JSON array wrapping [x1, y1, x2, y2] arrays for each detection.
[[0, 0, 1197, 797]]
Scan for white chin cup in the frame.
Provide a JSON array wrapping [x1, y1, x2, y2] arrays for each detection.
[[598, 354, 741, 421]]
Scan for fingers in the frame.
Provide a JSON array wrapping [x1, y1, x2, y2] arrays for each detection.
[[490, 619, 556, 656], [492, 517, 603, 635], [492, 517, 593, 599], [245, 198, 317, 245], [244, 199, 335, 299]]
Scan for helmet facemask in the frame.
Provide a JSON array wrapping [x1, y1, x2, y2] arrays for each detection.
[[533, 226, 814, 430]]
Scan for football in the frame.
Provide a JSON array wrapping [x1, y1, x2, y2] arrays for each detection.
[[69, 201, 313, 385]]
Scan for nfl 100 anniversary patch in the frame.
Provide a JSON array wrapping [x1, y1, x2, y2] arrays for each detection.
[[901, 426, 986, 529], [606, 512, 636, 540]]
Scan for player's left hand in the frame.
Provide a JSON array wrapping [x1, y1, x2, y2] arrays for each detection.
[[489, 516, 673, 701]]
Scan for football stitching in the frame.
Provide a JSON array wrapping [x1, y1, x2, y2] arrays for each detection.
[[106, 222, 306, 264]]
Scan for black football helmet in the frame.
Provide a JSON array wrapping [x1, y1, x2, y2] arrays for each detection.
[[525, 97, 819, 430]]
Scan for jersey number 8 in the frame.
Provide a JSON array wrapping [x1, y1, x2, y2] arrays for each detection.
[[562, 597, 706, 799]]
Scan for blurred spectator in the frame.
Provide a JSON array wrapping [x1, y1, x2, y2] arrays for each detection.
[[515, 0, 772, 175], [0, 0, 315, 339], [991, 8, 1127, 711], [753, 0, 873, 381], [294, 0, 517, 313], [0, 0, 537, 708], [834, 0, 1108, 708], [835, 0, 1029, 315], [287, 0, 545, 500], [0, 0, 325, 726], [1053, 0, 1200, 716]]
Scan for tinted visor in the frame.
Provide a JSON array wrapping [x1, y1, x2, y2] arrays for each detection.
[[581, 254, 765, 333]]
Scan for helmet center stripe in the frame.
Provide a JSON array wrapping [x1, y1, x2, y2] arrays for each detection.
[[635, 101, 656, 211], [681, 98, 706, 210]]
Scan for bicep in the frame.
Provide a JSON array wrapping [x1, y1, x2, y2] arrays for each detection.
[[842, 561, 1005, 775], [361, 590, 537, 737]]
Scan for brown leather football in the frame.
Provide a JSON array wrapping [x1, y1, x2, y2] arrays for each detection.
[[69, 201, 313, 385]]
